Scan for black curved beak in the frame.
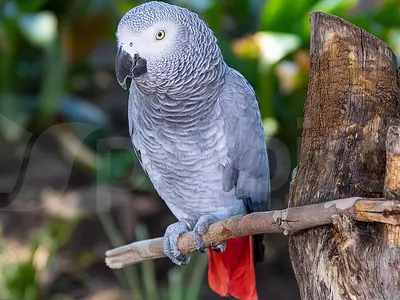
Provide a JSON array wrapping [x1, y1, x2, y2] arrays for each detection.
[[115, 46, 147, 90]]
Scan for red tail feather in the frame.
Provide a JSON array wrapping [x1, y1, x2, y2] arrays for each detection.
[[208, 236, 257, 300]]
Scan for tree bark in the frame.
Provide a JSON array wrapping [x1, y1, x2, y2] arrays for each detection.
[[289, 12, 400, 300]]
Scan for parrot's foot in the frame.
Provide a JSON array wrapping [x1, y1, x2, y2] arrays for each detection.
[[211, 242, 226, 252], [163, 221, 191, 266], [193, 215, 226, 253]]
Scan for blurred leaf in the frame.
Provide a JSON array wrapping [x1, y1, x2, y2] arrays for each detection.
[[371, 0, 400, 27], [60, 97, 110, 128], [18, 11, 58, 48], [311, 0, 358, 13], [234, 32, 301, 69], [227, 0, 252, 23], [263, 117, 279, 137], [257, 69, 277, 119], [0, 11, 20, 141], [64, 14, 112, 63], [0, 105, 30, 143], [184, 254, 208, 300], [172, 0, 213, 12], [33, 218, 80, 252], [1, 0, 19, 20], [96, 150, 136, 184], [260, 0, 316, 33], [387, 28, 400, 56], [75, 251, 97, 269], [232, 34, 259, 60], [111, 0, 141, 16], [202, 0, 223, 36], [136, 225, 159, 300], [0, 217, 79, 300], [168, 267, 183, 300], [6, 260, 39, 300], [16, 0, 48, 13], [39, 36, 67, 120], [219, 37, 258, 87], [98, 214, 144, 300]]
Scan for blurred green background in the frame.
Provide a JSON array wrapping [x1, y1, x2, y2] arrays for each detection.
[[0, 0, 399, 299]]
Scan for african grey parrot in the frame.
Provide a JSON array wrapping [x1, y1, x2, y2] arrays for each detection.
[[115, 2, 270, 299]]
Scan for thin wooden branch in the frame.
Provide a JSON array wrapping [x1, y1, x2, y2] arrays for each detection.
[[105, 197, 399, 269]]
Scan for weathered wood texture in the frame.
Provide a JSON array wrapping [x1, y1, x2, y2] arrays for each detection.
[[289, 12, 400, 300], [384, 126, 400, 247]]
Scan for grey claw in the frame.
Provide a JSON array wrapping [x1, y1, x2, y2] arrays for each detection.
[[211, 242, 226, 253], [172, 254, 190, 266], [193, 215, 218, 253], [163, 221, 190, 265]]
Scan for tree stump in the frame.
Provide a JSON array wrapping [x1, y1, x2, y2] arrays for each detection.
[[289, 12, 400, 300]]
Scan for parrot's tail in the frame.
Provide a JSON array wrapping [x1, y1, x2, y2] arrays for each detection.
[[207, 236, 258, 300]]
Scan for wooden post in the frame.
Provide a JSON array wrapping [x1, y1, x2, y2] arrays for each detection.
[[289, 12, 399, 300], [384, 125, 400, 247]]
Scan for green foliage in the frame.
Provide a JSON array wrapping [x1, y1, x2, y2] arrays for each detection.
[[1, 0, 399, 148], [3, 259, 39, 300], [0, 218, 79, 300], [100, 215, 208, 300]]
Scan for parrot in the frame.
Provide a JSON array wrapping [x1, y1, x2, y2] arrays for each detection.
[[115, 2, 270, 299]]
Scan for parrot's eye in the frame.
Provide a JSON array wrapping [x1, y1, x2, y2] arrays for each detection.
[[155, 30, 165, 40]]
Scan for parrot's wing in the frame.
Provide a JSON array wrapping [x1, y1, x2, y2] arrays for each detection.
[[128, 93, 146, 174], [220, 68, 270, 213]]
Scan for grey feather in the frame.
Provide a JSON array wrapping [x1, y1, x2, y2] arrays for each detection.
[[220, 68, 270, 213], [128, 96, 145, 172]]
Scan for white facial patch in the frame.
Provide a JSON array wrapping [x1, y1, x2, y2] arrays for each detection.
[[118, 21, 178, 61]]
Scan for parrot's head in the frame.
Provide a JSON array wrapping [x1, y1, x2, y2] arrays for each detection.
[[115, 1, 223, 92]]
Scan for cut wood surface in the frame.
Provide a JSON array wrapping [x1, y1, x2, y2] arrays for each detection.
[[288, 12, 400, 300]]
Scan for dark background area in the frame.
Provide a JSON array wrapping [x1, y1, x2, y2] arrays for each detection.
[[0, 0, 399, 299]]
